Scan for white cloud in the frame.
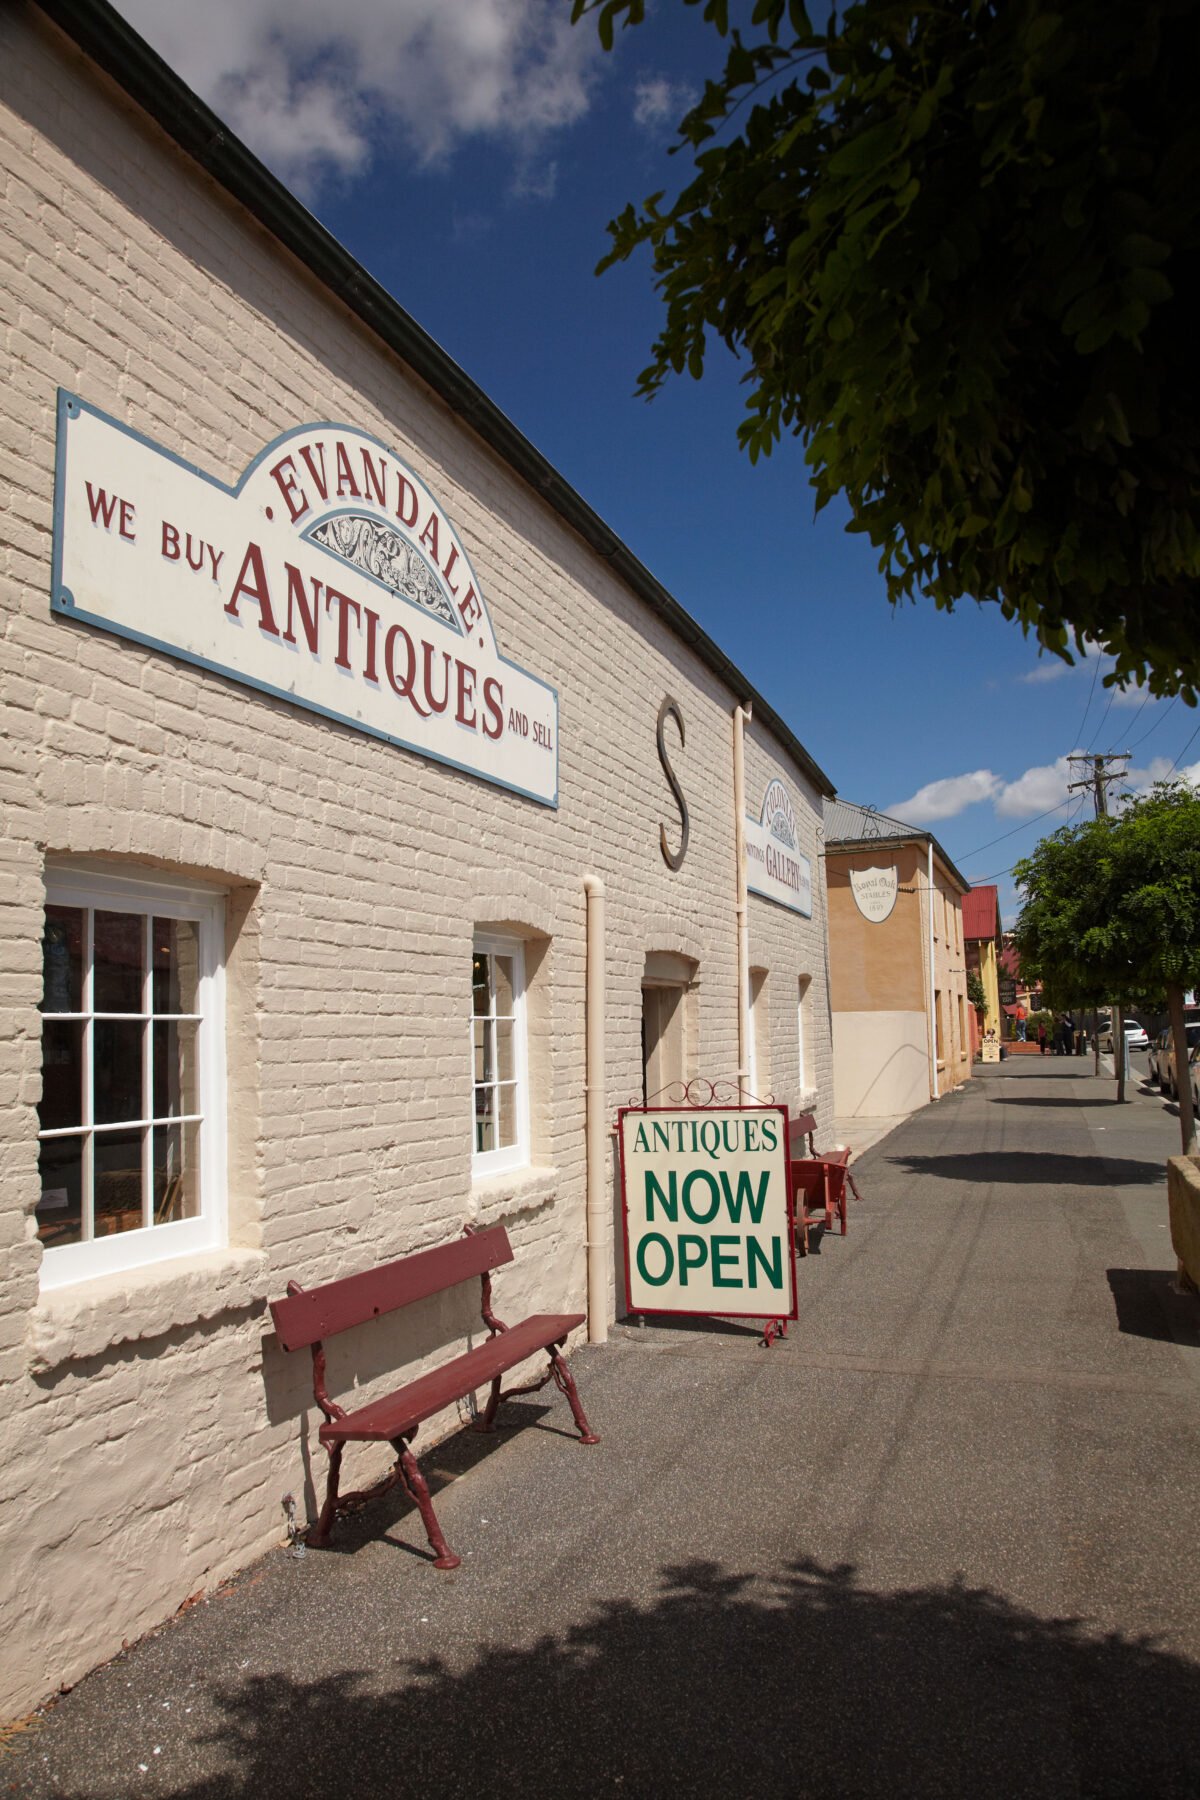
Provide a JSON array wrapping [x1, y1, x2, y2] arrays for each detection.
[[887, 770, 1001, 823], [1018, 639, 1104, 686], [115, 0, 602, 195], [1116, 755, 1200, 803], [632, 75, 696, 131], [993, 755, 1074, 818]]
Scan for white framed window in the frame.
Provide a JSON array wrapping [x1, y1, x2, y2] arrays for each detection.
[[36, 862, 227, 1289], [471, 935, 528, 1176]]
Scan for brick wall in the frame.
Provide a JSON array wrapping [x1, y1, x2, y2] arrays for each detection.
[[0, 4, 835, 1716]]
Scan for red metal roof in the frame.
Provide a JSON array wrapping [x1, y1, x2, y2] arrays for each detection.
[[962, 885, 999, 942]]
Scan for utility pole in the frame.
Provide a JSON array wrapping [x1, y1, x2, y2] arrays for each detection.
[[1067, 752, 1131, 1088], [1067, 751, 1129, 817]]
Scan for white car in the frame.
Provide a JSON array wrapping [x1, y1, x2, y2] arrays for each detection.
[[1165, 1023, 1200, 1097], [1101, 1019, 1149, 1053]]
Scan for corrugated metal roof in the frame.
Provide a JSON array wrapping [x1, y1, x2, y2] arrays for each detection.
[[823, 799, 918, 842], [823, 797, 971, 893]]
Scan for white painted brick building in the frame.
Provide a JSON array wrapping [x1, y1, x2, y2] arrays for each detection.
[[0, 0, 837, 1717]]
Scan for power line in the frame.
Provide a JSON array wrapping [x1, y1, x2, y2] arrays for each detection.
[[957, 795, 1077, 862], [1167, 719, 1200, 776], [1072, 655, 1101, 748], [970, 797, 1087, 886], [1126, 694, 1177, 754], [1085, 684, 1117, 753]]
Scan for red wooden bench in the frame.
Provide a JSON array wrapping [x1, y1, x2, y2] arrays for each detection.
[[269, 1224, 598, 1570]]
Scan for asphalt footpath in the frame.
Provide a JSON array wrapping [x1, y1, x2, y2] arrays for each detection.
[[8, 1055, 1200, 1799]]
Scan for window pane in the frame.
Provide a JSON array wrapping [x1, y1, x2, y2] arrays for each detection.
[[495, 1019, 515, 1083], [498, 1081, 517, 1148], [94, 1019, 145, 1124], [473, 1019, 488, 1084], [39, 1019, 84, 1132], [475, 1084, 496, 1154], [153, 1020, 199, 1119], [94, 911, 144, 1012], [493, 955, 514, 1018], [472, 953, 490, 1017], [37, 1135, 84, 1247], [153, 1121, 200, 1223], [153, 917, 200, 1014], [42, 906, 83, 1013], [93, 1128, 145, 1236]]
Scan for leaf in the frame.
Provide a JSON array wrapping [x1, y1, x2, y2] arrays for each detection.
[[828, 119, 901, 178]]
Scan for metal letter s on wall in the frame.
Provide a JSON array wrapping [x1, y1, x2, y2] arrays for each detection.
[[657, 695, 690, 871]]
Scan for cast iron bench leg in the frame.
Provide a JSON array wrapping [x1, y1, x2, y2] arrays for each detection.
[[395, 1434, 461, 1571], [549, 1346, 600, 1445], [310, 1441, 344, 1548], [475, 1375, 503, 1433]]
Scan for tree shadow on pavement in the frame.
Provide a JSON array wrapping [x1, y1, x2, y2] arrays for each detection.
[[27, 1558, 1200, 1800], [886, 1151, 1165, 1187]]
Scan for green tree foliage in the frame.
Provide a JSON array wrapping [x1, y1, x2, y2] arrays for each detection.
[[966, 971, 987, 1014], [1013, 783, 1200, 1145], [574, 0, 1200, 698]]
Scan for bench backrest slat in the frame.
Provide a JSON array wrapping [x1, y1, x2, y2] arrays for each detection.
[[270, 1226, 513, 1352]]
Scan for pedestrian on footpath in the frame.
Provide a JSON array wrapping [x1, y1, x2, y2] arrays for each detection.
[[1038, 1021, 1048, 1055]]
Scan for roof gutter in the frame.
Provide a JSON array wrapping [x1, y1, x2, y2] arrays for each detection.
[[31, 0, 836, 802]]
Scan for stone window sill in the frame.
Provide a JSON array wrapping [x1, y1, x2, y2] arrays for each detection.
[[28, 1247, 270, 1373], [469, 1164, 558, 1221]]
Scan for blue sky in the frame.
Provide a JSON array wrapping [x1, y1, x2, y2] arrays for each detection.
[[114, 0, 1200, 925]]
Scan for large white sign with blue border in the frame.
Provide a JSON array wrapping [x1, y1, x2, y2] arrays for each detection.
[[52, 392, 558, 806]]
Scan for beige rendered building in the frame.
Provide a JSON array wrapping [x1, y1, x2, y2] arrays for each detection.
[[824, 802, 972, 1119], [963, 885, 1004, 1044], [0, 1, 842, 1717]]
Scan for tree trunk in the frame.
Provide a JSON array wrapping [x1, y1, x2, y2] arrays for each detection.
[[1092, 1007, 1100, 1077], [1114, 1003, 1126, 1103], [1167, 983, 1197, 1154]]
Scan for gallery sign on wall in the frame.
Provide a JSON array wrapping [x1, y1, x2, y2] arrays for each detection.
[[745, 778, 812, 917], [52, 392, 559, 805]]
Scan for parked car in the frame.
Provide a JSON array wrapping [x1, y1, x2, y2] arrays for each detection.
[[1161, 1022, 1200, 1098], [1101, 1018, 1149, 1053], [1148, 1028, 1171, 1087]]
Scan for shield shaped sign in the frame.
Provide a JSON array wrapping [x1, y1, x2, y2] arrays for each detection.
[[850, 864, 898, 923]]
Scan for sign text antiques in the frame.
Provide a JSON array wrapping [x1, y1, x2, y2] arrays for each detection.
[[52, 393, 558, 805], [619, 1105, 797, 1321]]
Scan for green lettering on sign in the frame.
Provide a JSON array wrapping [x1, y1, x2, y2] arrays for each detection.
[[710, 1235, 742, 1287], [719, 1168, 770, 1224], [678, 1235, 707, 1284], [746, 1235, 784, 1290], [682, 1168, 720, 1224], [636, 1232, 673, 1287], [645, 1170, 678, 1223]]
